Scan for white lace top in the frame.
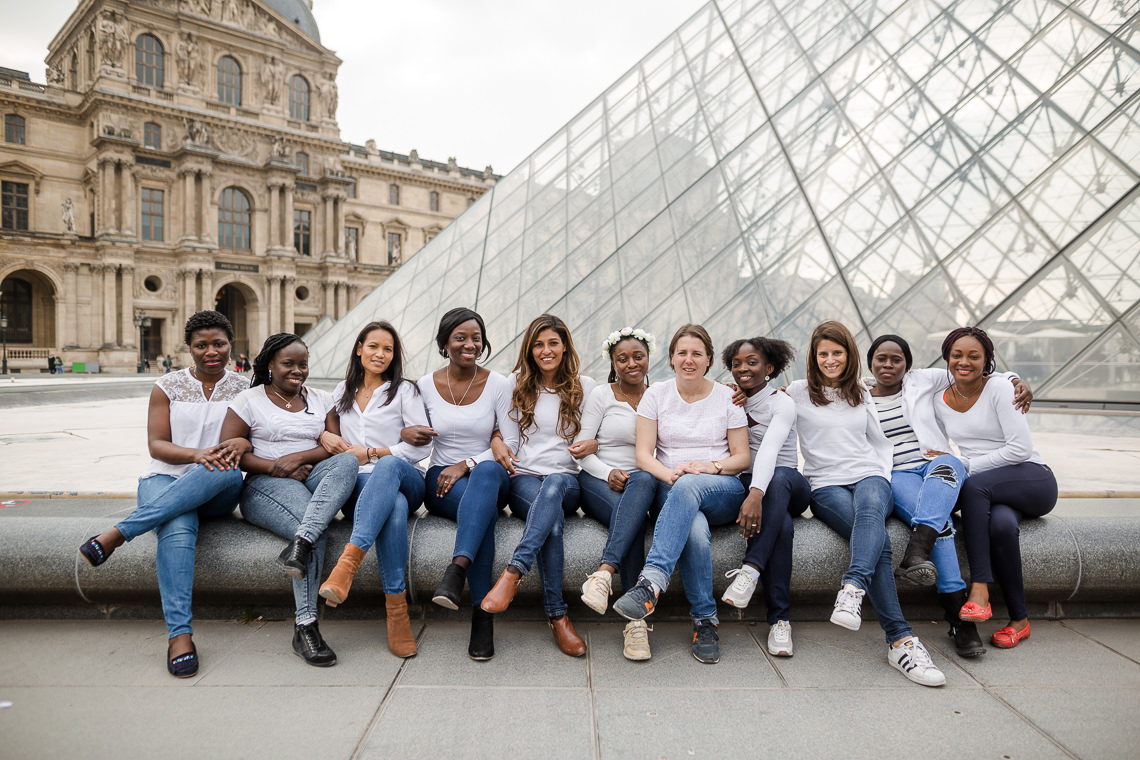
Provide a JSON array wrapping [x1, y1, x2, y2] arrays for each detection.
[[139, 368, 249, 480]]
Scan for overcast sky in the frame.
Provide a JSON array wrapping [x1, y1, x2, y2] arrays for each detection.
[[0, 0, 705, 174]]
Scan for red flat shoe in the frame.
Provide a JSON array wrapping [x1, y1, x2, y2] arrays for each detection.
[[959, 601, 992, 622], [991, 623, 1031, 648]]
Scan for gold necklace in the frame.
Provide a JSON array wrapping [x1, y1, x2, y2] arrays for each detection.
[[951, 381, 980, 402], [447, 367, 478, 405], [272, 387, 301, 409], [613, 383, 644, 410], [190, 367, 215, 392]]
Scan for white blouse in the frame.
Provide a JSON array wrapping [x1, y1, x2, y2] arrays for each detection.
[[417, 370, 518, 469], [229, 385, 335, 460], [573, 383, 642, 481], [637, 380, 747, 471], [333, 380, 431, 474], [502, 374, 597, 477], [140, 368, 248, 480]]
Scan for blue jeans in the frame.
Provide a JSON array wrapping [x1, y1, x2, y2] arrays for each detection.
[[424, 461, 510, 607], [578, 470, 656, 591], [340, 456, 425, 594], [507, 473, 580, 619], [891, 455, 968, 594], [810, 477, 913, 644], [240, 454, 359, 624], [126, 467, 243, 638], [289, 452, 362, 544], [641, 473, 745, 624], [740, 467, 810, 624]]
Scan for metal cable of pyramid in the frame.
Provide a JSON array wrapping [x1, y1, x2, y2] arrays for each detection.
[[308, 0, 1140, 406]]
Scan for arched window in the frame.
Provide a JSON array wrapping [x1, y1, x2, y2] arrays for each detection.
[[429, 191, 439, 212], [217, 56, 242, 105], [4, 114, 26, 145], [295, 152, 309, 176], [289, 75, 310, 121], [143, 122, 161, 149], [87, 31, 96, 80], [218, 187, 251, 250], [135, 34, 164, 88], [0, 276, 33, 343]]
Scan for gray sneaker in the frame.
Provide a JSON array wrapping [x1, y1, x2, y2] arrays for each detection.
[[622, 620, 651, 661], [691, 619, 720, 664]]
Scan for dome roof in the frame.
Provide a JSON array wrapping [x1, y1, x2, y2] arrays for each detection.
[[263, 0, 320, 43]]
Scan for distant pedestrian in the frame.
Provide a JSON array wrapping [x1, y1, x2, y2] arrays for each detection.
[[162, 355, 173, 374], [54, 356, 63, 374], [47, 354, 55, 374]]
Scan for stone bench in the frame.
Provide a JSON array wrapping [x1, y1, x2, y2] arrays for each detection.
[[3, 500, 1138, 620]]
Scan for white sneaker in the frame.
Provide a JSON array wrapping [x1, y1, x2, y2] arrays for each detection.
[[623, 619, 651, 661], [830, 585, 864, 630], [580, 570, 612, 615], [888, 637, 946, 687], [721, 567, 758, 608], [768, 620, 793, 657]]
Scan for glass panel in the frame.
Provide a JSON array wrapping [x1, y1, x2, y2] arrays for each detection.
[[869, 268, 978, 364], [1064, 192, 1140, 314], [1051, 40, 1140, 131], [912, 159, 1009, 259], [1039, 321, 1140, 402], [1074, 0, 1138, 31]]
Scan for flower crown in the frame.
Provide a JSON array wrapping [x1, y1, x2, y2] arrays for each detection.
[[602, 327, 655, 361]]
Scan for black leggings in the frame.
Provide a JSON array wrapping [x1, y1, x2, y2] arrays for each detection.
[[957, 462, 1057, 620]]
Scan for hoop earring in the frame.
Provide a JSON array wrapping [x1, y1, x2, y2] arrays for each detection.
[[439, 347, 448, 358], [764, 375, 770, 381]]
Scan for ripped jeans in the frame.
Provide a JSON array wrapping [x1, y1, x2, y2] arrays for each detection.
[[890, 455, 968, 594]]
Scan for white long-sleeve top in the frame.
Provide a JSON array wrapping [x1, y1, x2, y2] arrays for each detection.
[[417, 370, 518, 469], [501, 374, 597, 477], [573, 383, 642, 481], [637, 380, 747, 471], [934, 379, 1044, 475], [786, 379, 892, 490], [332, 380, 431, 474], [742, 387, 799, 493]]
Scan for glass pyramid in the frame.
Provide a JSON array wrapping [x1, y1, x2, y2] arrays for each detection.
[[309, 0, 1140, 404]]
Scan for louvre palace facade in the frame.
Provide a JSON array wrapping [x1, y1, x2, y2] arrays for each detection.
[[0, 0, 495, 371]]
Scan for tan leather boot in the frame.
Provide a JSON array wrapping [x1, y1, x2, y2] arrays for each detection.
[[480, 568, 524, 613], [385, 592, 418, 658], [319, 543, 366, 607]]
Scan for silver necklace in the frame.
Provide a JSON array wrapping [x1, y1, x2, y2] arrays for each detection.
[[951, 382, 980, 402], [190, 367, 215, 393], [447, 367, 478, 406]]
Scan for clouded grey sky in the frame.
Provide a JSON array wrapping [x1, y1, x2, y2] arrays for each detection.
[[0, 0, 704, 174]]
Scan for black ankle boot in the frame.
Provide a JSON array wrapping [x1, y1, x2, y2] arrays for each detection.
[[293, 621, 337, 666], [278, 536, 313, 580], [894, 524, 939, 586], [939, 591, 985, 657], [469, 608, 494, 661], [432, 562, 466, 610]]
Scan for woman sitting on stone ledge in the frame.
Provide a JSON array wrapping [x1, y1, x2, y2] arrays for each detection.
[[480, 314, 595, 658], [934, 326, 1057, 650], [78, 310, 249, 678], [315, 320, 430, 659], [219, 333, 359, 668]]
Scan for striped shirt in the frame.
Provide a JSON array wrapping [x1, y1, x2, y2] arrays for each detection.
[[872, 390, 925, 471]]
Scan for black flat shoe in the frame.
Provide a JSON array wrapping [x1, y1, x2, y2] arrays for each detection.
[[278, 536, 313, 580], [78, 536, 109, 567], [432, 563, 466, 610], [468, 608, 494, 661], [293, 621, 337, 667], [168, 644, 199, 678]]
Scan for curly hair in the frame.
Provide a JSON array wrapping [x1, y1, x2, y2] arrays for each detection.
[[667, 324, 715, 376], [606, 334, 652, 384], [511, 314, 584, 445], [721, 336, 795, 377], [336, 321, 416, 416], [251, 333, 305, 388], [806, 321, 864, 408], [867, 334, 913, 372], [941, 326, 996, 375], [435, 307, 491, 360], [183, 310, 235, 346]]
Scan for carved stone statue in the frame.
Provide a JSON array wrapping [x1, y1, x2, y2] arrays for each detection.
[[408, 148, 419, 163], [183, 117, 209, 145], [324, 154, 344, 176], [46, 65, 64, 85], [98, 12, 129, 68], [365, 139, 377, 154], [220, 0, 240, 25], [260, 57, 284, 106], [271, 135, 289, 159], [61, 198, 76, 233], [484, 164, 495, 179], [447, 156, 459, 172], [176, 33, 201, 86], [389, 235, 402, 264], [345, 230, 357, 260], [182, 0, 212, 15], [318, 74, 338, 120]]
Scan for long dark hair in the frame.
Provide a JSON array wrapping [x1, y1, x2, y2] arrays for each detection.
[[336, 320, 416, 416], [251, 333, 305, 388], [510, 314, 584, 444], [806, 321, 863, 408]]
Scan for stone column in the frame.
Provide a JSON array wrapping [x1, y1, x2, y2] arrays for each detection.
[[62, 263, 79, 347], [266, 275, 280, 334], [82, 264, 99, 348], [199, 171, 213, 243], [98, 159, 116, 234], [283, 276, 295, 335], [267, 182, 280, 248], [103, 264, 117, 346], [283, 185, 294, 253], [120, 265, 135, 347], [179, 269, 197, 335], [121, 163, 136, 237], [334, 197, 345, 255], [321, 195, 334, 255], [181, 169, 196, 242], [200, 269, 214, 312]]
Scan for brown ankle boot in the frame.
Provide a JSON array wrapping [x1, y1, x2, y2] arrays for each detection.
[[481, 568, 524, 613], [319, 544, 366, 607], [385, 592, 418, 658]]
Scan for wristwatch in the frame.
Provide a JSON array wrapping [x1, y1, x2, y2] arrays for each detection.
[[712, 461, 723, 473], [368, 448, 380, 464], [464, 457, 477, 472]]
